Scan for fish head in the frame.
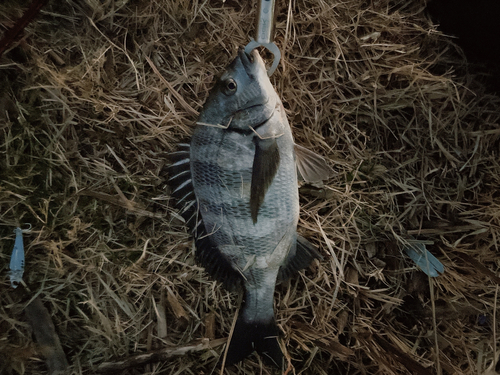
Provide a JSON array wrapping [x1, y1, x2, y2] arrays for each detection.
[[198, 49, 277, 130]]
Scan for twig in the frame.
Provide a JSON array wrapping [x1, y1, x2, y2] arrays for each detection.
[[96, 338, 227, 373], [0, 0, 49, 57], [25, 297, 69, 375]]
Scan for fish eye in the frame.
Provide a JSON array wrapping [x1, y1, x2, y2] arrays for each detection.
[[223, 79, 237, 96]]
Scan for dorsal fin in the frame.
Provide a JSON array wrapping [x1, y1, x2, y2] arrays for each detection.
[[168, 144, 244, 292]]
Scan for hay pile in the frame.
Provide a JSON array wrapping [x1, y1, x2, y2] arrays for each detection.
[[1, 0, 499, 374]]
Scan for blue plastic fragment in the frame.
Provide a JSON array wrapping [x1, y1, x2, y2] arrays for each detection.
[[403, 242, 444, 277], [9, 227, 25, 288]]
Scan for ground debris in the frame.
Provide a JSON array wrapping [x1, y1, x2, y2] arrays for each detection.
[[1, 0, 499, 374]]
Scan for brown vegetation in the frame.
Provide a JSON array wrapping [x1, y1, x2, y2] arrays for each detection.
[[1, 0, 499, 374]]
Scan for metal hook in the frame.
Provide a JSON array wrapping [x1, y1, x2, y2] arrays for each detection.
[[19, 223, 32, 234], [245, 0, 281, 76]]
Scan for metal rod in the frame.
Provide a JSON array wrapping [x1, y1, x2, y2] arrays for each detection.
[[255, 0, 277, 45]]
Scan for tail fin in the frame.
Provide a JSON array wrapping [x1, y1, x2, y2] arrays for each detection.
[[225, 315, 284, 369]]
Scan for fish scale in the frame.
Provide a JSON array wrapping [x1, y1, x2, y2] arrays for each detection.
[[191, 124, 297, 269], [169, 49, 325, 369]]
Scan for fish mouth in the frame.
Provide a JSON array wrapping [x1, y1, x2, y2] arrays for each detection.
[[239, 49, 265, 76], [231, 49, 274, 127]]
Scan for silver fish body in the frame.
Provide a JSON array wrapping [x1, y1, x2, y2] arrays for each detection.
[[169, 49, 322, 368]]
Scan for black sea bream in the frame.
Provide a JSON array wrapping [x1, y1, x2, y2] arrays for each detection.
[[169, 49, 330, 369]]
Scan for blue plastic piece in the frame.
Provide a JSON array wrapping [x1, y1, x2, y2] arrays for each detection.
[[403, 242, 444, 277], [9, 227, 25, 288]]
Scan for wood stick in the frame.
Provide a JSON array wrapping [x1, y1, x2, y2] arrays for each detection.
[[24, 296, 69, 375], [0, 0, 49, 57], [96, 338, 227, 373]]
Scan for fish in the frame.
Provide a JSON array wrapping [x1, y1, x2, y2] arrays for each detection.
[[169, 49, 332, 369]]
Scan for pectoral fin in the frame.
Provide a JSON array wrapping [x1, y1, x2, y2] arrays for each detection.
[[250, 138, 280, 224], [294, 143, 334, 185]]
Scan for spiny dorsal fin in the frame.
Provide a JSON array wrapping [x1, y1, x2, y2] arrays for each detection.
[[250, 137, 280, 224], [169, 144, 245, 292], [294, 143, 334, 185]]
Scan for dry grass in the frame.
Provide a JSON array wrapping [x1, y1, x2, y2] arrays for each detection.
[[1, 0, 499, 374]]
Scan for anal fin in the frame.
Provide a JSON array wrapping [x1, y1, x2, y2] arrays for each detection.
[[277, 235, 323, 283]]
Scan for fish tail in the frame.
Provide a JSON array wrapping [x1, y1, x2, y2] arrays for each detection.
[[225, 314, 283, 369]]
